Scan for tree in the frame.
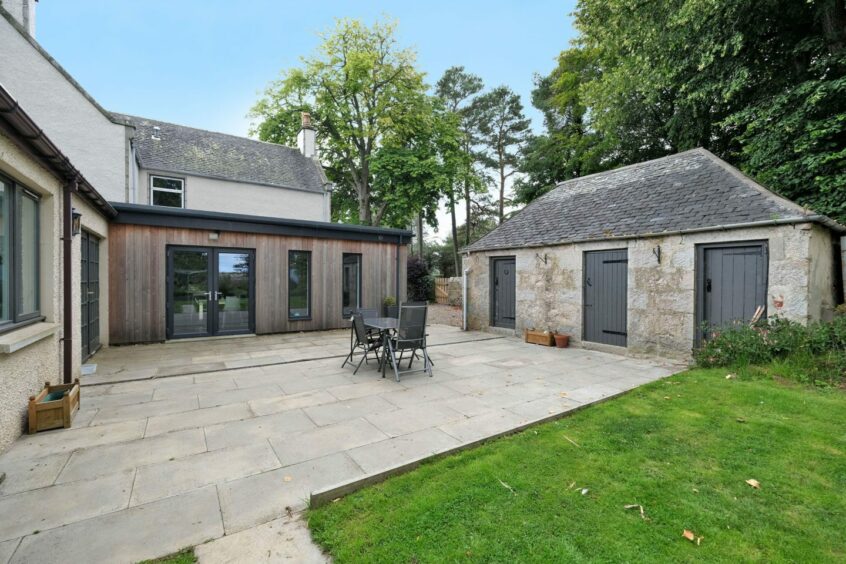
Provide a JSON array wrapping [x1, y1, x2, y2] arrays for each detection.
[[565, 0, 846, 221], [514, 48, 614, 205], [435, 66, 486, 264], [249, 18, 428, 226], [474, 86, 531, 223]]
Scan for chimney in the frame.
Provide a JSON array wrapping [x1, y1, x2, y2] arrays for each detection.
[[297, 112, 316, 158], [2, 0, 36, 37]]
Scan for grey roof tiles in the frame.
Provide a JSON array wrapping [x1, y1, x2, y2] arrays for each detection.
[[466, 149, 838, 252], [112, 113, 325, 193]]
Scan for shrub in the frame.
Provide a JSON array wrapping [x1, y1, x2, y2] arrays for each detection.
[[694, 314, 846, 386], [407, 255, 433, 302]]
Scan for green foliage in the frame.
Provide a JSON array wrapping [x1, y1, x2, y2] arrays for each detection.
[[525, 0, 846, 220], [310, 368, 846, 562], [473, 86, 531, 222], [250, 17, 439, 227], [695, 315, 846, 386], [138, 549, 196, 564], [406, 255, 433, 302], [515, 48, 616, 205]]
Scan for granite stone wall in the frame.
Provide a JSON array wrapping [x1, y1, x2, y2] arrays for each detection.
[[464, 222, 838, 360]]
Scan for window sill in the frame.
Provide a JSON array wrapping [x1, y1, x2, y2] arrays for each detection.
[[0, 322, 60, 354]]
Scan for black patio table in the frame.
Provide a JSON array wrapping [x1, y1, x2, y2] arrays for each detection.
[[363, 317, 397, 372], [363, 317, 398, 332]]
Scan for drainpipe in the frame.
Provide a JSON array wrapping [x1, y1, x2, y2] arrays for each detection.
[[62, 179, 78, 384], [462, 264, 471, 331], [395, 236, 402, 303]]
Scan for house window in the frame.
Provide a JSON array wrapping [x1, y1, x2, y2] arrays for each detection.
[[288, 250, 311, 319], [150, 175, 184, 208], [342, 253, 361, 316], [0, 174, 41, 328]]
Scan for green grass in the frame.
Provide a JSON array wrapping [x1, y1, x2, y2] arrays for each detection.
[[138, 548, 196, 564], [308, 366, 846, 563]]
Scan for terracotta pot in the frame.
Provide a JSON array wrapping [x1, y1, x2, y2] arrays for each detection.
[[554, 334, 570, 348]]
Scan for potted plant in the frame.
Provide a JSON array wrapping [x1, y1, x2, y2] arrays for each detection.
[[554, 332, 570, 348], [383, 296, 398, 318], [28, 379, 80, 434]]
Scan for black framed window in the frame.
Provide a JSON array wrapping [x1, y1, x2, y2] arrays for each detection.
[[150, 175, 184, 208], [342, 253, 362, 316], [288, 250, 311, 319], [0, 174, 41, 329]]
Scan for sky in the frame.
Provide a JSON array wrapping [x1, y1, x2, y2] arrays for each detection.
[[37, 0, 578, 238]]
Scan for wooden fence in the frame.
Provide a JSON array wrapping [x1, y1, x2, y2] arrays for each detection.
[[434, 277, 450, 304]]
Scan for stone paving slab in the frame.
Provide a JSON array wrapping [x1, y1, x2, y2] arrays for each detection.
[[57, 428, 207, 483], [0, 326, 684, 562], [0, 452, 69, 496], [0, 471, 134, 542], [347, 428, 462, 474], [130, 442, 281, 506], [195, 516, 328, 564], [217, 452, 364, 535], [145, 402, 253, 437], [204, 409, 316, 451], [10, 486, 223, 564], [0, 538, 20, 564]]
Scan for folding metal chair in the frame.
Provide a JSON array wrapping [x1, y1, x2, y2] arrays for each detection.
[[342, 313, 383, 374], [381, 304, 433, 382]]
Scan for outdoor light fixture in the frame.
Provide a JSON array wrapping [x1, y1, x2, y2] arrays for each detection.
[[71, 208, 82, 236]]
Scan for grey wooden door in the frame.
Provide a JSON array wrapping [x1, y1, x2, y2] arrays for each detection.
[[492, 257, 516, 328], [698, 242, 768, 340], [80, 230, 100, 359], [583, 249, 628, 346]]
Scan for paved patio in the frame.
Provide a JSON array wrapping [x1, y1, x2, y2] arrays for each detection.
[[0, 326, 682, 563]]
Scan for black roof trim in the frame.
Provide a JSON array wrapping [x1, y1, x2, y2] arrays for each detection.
[[0, 85, 117, 218], [111, 203, 413, 244]]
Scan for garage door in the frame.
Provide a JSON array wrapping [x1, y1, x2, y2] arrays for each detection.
[[583, 249, 628, 346]]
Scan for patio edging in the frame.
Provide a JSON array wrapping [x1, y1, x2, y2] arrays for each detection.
[[308, 377, 672, 509]]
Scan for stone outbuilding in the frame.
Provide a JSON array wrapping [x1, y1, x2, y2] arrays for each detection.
[[463, 149, 845, 359]]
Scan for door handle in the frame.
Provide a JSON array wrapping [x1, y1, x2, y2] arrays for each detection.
[[705, 278, 712, 292], [586, 277, 592, 287]]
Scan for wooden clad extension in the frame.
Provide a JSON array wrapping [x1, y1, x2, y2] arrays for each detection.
[[109, 223, 408, 345]]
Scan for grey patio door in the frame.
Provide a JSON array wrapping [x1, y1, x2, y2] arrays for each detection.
[[583, 249, 628, 347], [80, 230, 100, 359], [492, 257, 516, 328], [167, 246, 255, 339], [697, 242, 768, 342]]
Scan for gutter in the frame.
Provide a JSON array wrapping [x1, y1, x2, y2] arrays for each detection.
[[464, 216, 846, 254]]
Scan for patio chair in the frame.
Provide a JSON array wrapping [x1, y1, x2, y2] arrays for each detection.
[[381, 303, 433, 382], [341, 312, 383, 374]]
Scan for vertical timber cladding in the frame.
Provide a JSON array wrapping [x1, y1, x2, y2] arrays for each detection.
[[108, 223, 406, 344], [583, 249, 628, 347]]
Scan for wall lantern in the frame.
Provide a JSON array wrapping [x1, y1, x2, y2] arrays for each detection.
[[71, 208, 82, 236]]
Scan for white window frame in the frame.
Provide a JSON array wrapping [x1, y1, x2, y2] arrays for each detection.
[[150, 175, 185, 208]]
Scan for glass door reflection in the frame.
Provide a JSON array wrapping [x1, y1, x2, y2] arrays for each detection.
[[171, 249, 212, 338], [216, 250, 251, 334]]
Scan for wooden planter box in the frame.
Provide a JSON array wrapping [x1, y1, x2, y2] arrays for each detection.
[[28, 379, 80, 434], [524, 329, 555, 346]]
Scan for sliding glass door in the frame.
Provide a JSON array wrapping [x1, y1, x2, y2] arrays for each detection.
[[167, 247, 254, 339]]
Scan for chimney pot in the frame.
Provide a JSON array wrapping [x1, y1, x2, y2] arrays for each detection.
[[301, 112, 313, 129]]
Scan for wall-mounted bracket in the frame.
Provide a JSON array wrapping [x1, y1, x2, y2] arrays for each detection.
[[535, 253, 548, 265], [652, 245, 661, 264]]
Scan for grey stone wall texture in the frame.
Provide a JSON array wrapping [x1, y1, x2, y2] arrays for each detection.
[[464, 223, 838, 360]]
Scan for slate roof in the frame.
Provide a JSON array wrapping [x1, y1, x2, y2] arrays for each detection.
[[112, 113, 326, 193], [466, 148, 843, 252]]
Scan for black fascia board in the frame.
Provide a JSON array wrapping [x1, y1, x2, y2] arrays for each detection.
[[110, 203, 413, 245]]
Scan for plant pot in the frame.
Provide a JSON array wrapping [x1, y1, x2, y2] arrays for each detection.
[[525, 329, 555, 346], [554, 334, 570, 348], [28, 379, 80, 434], [384, 305, 399, 318]]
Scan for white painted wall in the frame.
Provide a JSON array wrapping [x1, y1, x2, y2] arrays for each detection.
[[138, 169, 328, 221], [0, 11, 129, 202]]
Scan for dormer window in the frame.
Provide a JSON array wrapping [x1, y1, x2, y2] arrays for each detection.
[[150, 175, 184, 208]]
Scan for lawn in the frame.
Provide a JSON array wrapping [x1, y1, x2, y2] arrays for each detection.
[[309, 367, 846, 562]]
